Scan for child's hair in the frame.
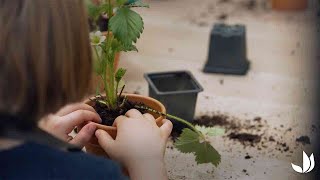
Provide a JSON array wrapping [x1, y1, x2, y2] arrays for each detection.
[[0, 0, 92, 124]]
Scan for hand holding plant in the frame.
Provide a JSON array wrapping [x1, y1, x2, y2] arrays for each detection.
[[39, 103, 101, 148], [95, 109, 172, 180]]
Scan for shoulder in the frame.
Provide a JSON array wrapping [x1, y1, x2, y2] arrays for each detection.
[[0, 142, 127, 180]]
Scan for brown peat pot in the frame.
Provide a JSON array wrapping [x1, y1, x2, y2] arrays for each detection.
[[272, 0, 308, 11], [83, 94, 166, 157]]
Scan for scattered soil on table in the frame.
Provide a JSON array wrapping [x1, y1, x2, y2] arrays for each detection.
[[194, 114, 229, 126], [188, 0, 271, 27], [169, 112, 313, 158], [217, 13, 228, 21], [243, 0, 257, 10], [228, 133, 261, 146], [92, 97, 146, 126], [191, 113, 306, 155], [296, 136, 311, 145], [244, 154, 252, 159]]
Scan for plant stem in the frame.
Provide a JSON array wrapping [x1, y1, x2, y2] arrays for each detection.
[[118, 85, 125, 98], [115, 81, 119, 99], [135, 106, 204, 138], [93, 46, 100, 62], [107, 0, 112, 18]]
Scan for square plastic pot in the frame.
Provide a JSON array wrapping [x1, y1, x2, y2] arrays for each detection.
[[203, 24, 250, 75], [144, 71, 203, 130]]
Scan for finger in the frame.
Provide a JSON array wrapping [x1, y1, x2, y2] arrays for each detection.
[[160, 119, 173, 140], [66, 135, 73, 142], [112, 115, 127, 127], [125, 109, 143, 118], [95, 129, 115, 153], [63, 110, 101, 131], [70, 123, 96, 148], [56, 103, 96, 116], [143, 113, 155, 121]]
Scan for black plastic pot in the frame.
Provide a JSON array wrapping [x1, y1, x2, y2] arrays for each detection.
[[98, 16, 109, 32], [89, 16, 109, 32], [203, 24, 250, 75], [144, 71, 203, 131]]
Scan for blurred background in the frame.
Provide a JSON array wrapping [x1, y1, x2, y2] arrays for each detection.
[[117, 0, 320, 179]]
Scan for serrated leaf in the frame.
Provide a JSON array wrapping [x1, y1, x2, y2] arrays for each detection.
[[126, 0, 150, 8], [195, 126, 225, 137], [175, 129, 200, 153], [115, 68, 127, 82], [109, 7, 144, 47], [175, 128, 221, 167], [111, 38, 138, 52], [194, 141, 221, 166]]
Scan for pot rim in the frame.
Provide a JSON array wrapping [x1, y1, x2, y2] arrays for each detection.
[[84, 93, 166, 131], [144, 70, 204, 95]]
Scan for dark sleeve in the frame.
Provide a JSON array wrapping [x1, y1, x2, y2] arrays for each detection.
[[0, 142, 129, 180], [69, 151, 129, 180]]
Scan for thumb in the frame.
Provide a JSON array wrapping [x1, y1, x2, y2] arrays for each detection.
[[95, 129, 115, 153], [160, 119, 173, 140]]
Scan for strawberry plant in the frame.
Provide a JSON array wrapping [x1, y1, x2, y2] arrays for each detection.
[[85, 0, 147, 110], [85, 0, 223, 167]]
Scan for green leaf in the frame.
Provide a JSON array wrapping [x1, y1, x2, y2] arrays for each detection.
[[175, 128, 221, 167], [123, 44, 138, 52], [195, 126, 225, 137], [194, 141, 221, 166], [109, 7, 144, 47], [84, 0, 100, 21], [111, 39, 138, 52], [98, 3, 111, 15], [126, 0, 150, 8], [115, 68, 127, 83], [175, 129, 200, 153]]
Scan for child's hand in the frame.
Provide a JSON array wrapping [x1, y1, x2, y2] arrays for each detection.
[[95, 109, 173, 180], [39, 103, 101, 148]]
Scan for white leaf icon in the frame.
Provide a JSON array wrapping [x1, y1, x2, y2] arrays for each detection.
[[291, 163, 303, 173], [303, 151, 311, 173], [306, 153, 315, 173]]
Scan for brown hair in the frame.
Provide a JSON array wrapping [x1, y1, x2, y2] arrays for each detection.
[[0, 0, 92, 123]]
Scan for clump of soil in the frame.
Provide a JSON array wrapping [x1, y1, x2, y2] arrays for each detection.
[[244, 0, 257, 10], [92, 97, 146, 126], [244, 154, 252, 159], [296, 136, 311, 145], [217, 13, 228, 21], [228, 133, 261, 145], [193, 115, 229, 127]]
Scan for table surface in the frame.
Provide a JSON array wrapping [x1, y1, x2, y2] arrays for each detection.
[[118, 0, 319, 179]]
